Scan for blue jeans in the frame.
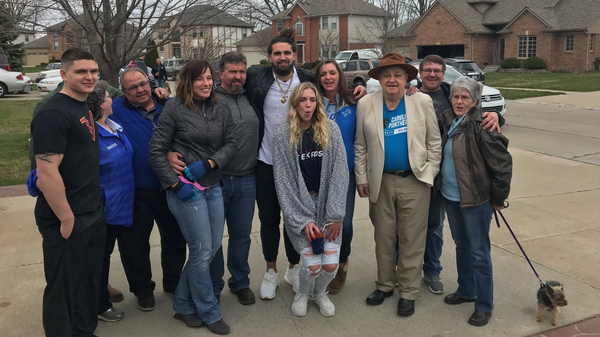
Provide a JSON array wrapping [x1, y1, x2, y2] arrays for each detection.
[[444, 198, 494, 313], [167, 183, 224, 325], [210, 174, 256, 295], [423, 191, 445, 277], [155, 79, 165, 88], [340, 172, 356, 264]]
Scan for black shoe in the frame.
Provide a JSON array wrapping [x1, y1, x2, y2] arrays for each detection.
[[468, 310, 492, 326], [231, 288, 256, 305], [397, 298, 415, 316], [207, 319, 230, 335], [137, 293, 155, 311], [366, 289, 394, 305], [444, 292, 476, 305], [174, 312, 204, 327]]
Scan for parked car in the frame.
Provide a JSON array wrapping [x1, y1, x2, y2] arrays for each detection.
[[147, 66, 155, 82], [38, 76, 63, 92], [365, 64, 505, 117], [164, 58, 188, 79], [334, 49, 381, 62], [0, 47, 10, 71], [36, 68, 61, 83], [339, 59, 381, 87], [44, 62, 61, 71], [0, 68, 33, 98], [443, 58, 485, 83]]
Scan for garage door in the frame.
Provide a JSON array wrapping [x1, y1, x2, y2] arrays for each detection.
[[418, 45, 464, 59]]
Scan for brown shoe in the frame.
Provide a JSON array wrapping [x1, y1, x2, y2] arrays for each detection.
[[327, 258, 349, 294], [108, 284, 124, 303]]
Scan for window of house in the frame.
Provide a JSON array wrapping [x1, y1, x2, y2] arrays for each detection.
[[296, 19, 304, 36], [173, 45, 181, 58], [331, 17, 337, 30], [54, 41, 58, 51], [565, 35, 574, 51], [591, 35, 595, 51], [159, 45, 164, 52], [518, 36, 536, 58], [193, 48, 198, 59], [198, 27, 204, 38], [25, 36, 29, 42], [192, 28, 197, 38], [173, 29, 181, 42], [158, 30, 163, 39], [321, 46, 330, 59], [321, 17, 329, 30], [53, 33, 58, 40], [277, 20, 283, 32], [242, 28, 247, 38]]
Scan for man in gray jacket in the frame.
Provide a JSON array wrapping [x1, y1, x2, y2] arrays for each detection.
[[168, 52, 259, 305]]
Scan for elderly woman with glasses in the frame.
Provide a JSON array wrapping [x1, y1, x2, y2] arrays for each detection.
[[436, 76, 512, 327]]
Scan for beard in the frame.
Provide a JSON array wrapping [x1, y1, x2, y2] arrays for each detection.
[[273, 60, 295, 77], [226, 80, 243, 94]]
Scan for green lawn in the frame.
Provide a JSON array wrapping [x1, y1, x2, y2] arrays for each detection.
[[486, 70, 600, 92], [22, 66, 46, 73], [0, 100, 36, 186], [498, 89, 565, 100]]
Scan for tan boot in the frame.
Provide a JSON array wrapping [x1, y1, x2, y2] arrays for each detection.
[[108, 284, 124, 303], [327, 258, 349, 294]]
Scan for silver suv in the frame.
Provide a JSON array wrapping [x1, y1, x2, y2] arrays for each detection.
[[164, 58, 188, 79]]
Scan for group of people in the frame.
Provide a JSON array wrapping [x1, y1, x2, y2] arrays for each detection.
[[29, 27, 512, 337]]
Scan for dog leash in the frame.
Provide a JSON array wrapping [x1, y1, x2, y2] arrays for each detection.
[[494, 202, 545, 288]]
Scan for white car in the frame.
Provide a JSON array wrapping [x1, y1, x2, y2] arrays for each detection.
[[38, 76, 63, 92], [36, 69, 61, 83], [0, 68, 33, 98], [365, 64, 506, 117]]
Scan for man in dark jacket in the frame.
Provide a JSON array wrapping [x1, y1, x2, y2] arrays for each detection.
[[244, 29, 367, 300], [151, 58, 168, 88], [415, 55, 504, 296], [109, 67, 186, 312]]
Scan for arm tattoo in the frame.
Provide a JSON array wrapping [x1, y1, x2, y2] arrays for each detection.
[[35, 153, 62, 163]]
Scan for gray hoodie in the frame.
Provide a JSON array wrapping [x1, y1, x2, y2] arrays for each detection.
[[215, 86, 260, 176], [272, 120, 349, 252]]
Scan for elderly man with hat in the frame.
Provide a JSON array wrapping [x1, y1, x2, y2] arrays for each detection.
[[354, 53, 442, 316]]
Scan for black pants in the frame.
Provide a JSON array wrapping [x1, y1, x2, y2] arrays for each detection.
[[98, 224, 130, 313], [256, 160, 300, 264], [121, 189, 186, 296], [37, 206, 106, 337]]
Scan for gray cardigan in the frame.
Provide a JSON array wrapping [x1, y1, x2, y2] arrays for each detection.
[[272, 120, 349, 253]]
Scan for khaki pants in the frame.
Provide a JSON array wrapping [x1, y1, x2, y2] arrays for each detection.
[[369, 173, 430, 300]]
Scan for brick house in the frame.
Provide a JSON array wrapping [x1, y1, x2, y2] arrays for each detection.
[[269, 0, 387, 63], [152, 5, 253, 61], [388, 0, 600, 72]]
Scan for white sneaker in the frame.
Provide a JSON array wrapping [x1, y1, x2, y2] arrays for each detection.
[[259, 269, 279, 300], [313, 292, 335, 317], [284, 265, 300, 293], [291, 292, 310, 317]]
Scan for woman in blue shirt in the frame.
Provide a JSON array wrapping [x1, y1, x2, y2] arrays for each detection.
[[313, 60, 357, 294], [87, 81, 135, 323]]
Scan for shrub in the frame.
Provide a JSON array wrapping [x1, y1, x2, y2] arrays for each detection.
[[302, 60, 321, 70], [259, 59, 270, 66], [500, 58, 521, 68], [522, 57, 547, 69]]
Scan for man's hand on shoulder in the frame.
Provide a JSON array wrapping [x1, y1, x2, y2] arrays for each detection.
[[481, 111, 501, 134], [153, 87, 170, 100]]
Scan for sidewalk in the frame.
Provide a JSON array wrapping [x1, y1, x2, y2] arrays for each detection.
[[1, 148, 599, 337], [516, 90, 600, 109]]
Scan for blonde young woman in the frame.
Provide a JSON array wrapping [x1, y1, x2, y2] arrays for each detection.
[[272, 82, 349, 317]]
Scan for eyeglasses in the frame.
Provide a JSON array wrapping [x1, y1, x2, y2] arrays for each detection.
[[421, 69, 444, 74], [123, 81, 149, 91]]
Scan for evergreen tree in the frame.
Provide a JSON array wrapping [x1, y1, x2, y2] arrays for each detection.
[[144, 40, 160, 67], [0, 3, 25, 71]]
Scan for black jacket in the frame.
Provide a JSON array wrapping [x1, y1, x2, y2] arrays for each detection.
[[244, 66, 313, 146], [435, 106, 512, 207], [416, 81, 505, 126], [152, 64, 168, 81], [148, 97, 238, 189]]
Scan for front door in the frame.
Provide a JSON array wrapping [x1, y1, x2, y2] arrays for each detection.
[[500, 38, 505, 61], [296, 41, 305, 64]]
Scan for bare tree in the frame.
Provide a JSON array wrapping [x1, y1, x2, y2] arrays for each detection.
[[319, 29, 339, 60], [1, 0, 56, 33], [47, 0, 241, 86], [490, 39, 501, 65], [402, 0, 434, 19], [233, 0, 294, 29]]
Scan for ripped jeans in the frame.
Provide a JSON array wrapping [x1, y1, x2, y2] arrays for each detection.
[[298, 193, 341, 294]]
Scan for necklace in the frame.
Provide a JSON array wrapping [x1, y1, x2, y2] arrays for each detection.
[[275, 77, 292, 103]]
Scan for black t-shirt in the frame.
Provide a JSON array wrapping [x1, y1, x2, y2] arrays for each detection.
[[297, 127, 323, 193], [423, 88, 451, 116], [31, 93, 101, 221]]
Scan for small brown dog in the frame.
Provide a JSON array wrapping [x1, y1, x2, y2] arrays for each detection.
[[536, 281, 568, 326]]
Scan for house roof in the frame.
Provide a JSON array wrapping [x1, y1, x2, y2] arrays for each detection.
[[155, 5, 253, 28], [17, 26, 35, 34], [391, 0, 600, 37], [24, 36, 49, 49], [235, 27, 271, 46], [270, 0, 387, 20]]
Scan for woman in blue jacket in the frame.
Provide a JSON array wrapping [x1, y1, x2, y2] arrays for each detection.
[[313, 60, 357, 294], [87, 81, 135, 323]]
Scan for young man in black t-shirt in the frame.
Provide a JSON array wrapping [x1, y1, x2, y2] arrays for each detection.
[[30, 48, 106, 337]]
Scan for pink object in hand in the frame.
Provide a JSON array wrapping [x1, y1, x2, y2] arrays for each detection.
[[178, 176, 208, 191]]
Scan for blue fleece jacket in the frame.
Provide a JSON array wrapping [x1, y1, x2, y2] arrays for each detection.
[[323, 94, 356, 172], [110, 96, 169, 190]]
